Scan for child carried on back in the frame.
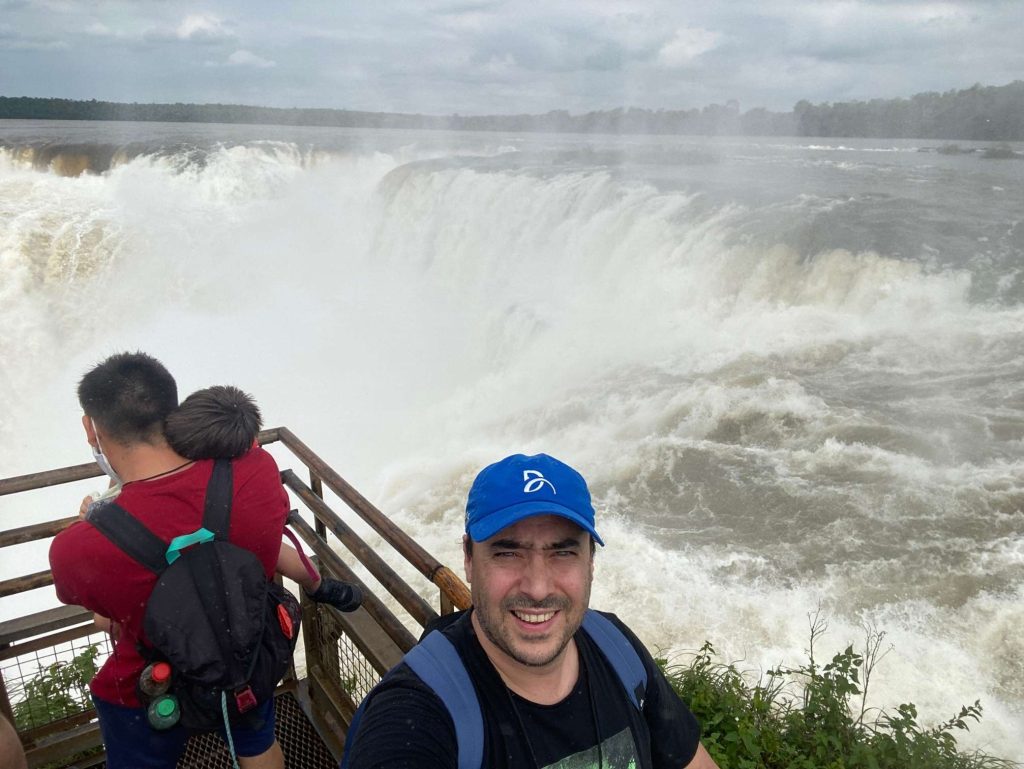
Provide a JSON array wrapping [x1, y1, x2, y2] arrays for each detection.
[[164, 385, 362, 613], [84, 385, 362, 634]]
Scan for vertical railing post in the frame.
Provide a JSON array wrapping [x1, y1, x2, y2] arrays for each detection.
[[310, 471, 327, 539], [439, 590, 455, 616], [298, 555, 328, 720]]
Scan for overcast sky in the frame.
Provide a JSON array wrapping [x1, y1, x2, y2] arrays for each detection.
[[1, 1, 1021, 115]]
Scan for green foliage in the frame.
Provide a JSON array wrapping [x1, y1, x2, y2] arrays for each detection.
[[340, 674, 359, 694], [13, 645, 100, 730], [662, 613, 1017, 769]]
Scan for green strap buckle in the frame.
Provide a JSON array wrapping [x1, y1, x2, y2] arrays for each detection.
[[165, 527, 215, 565]]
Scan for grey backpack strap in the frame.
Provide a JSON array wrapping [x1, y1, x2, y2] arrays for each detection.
[[404, 631, 484, 769], [340, 629, 484, 769], [582, 609, 648, 711], [342, 612, 646, 769]]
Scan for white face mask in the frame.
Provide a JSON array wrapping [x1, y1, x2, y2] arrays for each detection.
[[91, 419, 122, 486]]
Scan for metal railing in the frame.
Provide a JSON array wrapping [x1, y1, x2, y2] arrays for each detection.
[[0, 427, 471, 768]]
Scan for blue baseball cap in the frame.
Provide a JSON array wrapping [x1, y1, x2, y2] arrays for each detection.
[[465, 453, 604, 546]]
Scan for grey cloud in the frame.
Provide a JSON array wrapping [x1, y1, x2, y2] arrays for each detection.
[[583, 43, 627, 72], [0, 39, 67, 50], [464, 21, 656, 76], [225, 49, 275, 68], [0, 24, 67, 50], [1, 0, 1020, 115], [142, 20, 237, 45], [432, 0, 504, 15]]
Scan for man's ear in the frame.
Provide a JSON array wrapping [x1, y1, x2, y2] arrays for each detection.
[[462, 534, 472, 583], [82, 415, 97, 447]]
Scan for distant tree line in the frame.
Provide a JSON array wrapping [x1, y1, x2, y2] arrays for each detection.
[[0, 97, 449, 131], [2, 81, 1022, 140], [793, 82, 1024, 140]]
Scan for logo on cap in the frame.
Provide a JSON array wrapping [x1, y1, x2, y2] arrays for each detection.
[[522, 470, 556, 494]]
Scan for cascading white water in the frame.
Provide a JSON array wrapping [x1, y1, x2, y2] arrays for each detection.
[[1, 125, 1021, 758]]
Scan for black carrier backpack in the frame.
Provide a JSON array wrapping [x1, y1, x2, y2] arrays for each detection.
[[87, 459, 301, 732]]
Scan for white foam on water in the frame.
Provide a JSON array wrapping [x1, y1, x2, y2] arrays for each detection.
[[1, 135, 1021, 759]]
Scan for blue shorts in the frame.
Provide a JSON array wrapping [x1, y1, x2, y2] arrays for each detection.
[[92, 695, 277, 769]]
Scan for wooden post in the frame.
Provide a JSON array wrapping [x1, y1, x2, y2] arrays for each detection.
[[310, 472, 327, 539]]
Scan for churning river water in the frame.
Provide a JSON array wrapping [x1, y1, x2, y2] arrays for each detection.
[[1, 119, 1022, 759]]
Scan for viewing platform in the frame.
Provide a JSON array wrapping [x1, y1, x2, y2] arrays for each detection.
[[0, 427, 470, 768]]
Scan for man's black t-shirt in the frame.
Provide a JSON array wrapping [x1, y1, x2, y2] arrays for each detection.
[[345, 610, 701, 769]]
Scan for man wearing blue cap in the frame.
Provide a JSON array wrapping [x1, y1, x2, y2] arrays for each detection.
[[343, 453, 719, 769]]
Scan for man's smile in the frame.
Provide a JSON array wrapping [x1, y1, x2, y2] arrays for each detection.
[[511, 609, 557, 625]]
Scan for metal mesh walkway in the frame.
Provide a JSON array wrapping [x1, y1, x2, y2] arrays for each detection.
[[177, 692, 337, 769], [59, 692, 338, 769]]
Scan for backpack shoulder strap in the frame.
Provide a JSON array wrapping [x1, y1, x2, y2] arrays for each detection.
[[343, 613, 644, 769], [404, 630, 483, 769], [341, 629, 483, 769], [201, 459, 233, 540], [87, 460, 234, 570], [581, 609, 648, 711], [86, 502, 168, 574]]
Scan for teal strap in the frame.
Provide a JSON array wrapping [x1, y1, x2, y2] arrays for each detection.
[[165, 527, 215, 565], [221, 691, 240, 769]]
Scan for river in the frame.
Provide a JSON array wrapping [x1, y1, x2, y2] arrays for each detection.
[[1, 119, 1021, 759]]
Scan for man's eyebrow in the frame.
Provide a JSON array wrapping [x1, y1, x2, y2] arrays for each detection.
[[545, 537, 582, 550], [489, 538, 525, 550], [488, 537, 582, 551]]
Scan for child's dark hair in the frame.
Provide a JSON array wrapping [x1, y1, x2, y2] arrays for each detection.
[[165, 385, 262, 460]]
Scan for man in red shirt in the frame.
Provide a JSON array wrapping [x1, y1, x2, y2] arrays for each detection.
[[49, 352, 289, 769]]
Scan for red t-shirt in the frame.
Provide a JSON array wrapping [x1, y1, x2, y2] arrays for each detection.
[[48, 448, 289, 707]]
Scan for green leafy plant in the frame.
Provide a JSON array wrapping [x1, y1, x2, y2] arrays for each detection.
[[13, 644, 100, 730], [662, 612, 1017, 769]]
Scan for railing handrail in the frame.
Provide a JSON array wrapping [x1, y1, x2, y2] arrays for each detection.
[[0, 606, 92, 649], [0, 425, 470, 615], [0, 426, 463, 767], [283, 471, 438, 627], [269, 427, 471, 611], [0, 517, 77, 549], [0, 462, 102, 497], [272, 429, 446, 580]]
